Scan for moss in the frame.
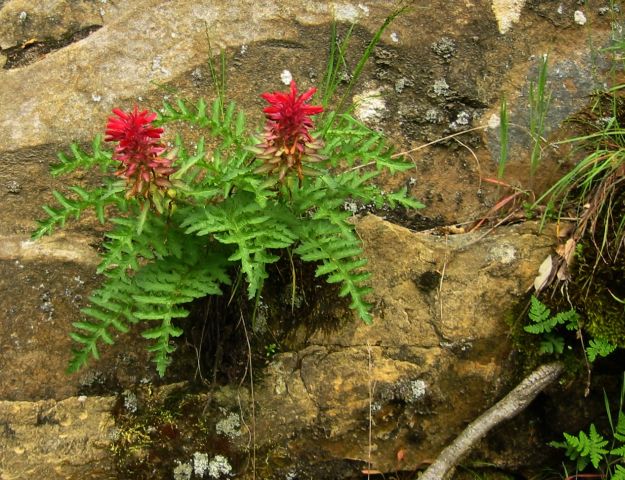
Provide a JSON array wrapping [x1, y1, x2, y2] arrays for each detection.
[[570, 241, 625, 347], [110, 383, 246, 479]]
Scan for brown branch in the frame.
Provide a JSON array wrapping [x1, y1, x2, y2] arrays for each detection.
[[419, 362, 564, 480]]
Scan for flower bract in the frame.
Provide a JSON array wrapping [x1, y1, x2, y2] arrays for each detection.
[[254, 80, 325, 183], [105, 106, 176, 198]]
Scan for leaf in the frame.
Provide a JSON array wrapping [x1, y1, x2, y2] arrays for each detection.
[[534, 254, 554, 292], [587, 337, 617, 362], [559, 424, 608, 470], [613, 465, 625, 480]]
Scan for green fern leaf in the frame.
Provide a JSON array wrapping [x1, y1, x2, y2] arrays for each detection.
[[588, 424, 609, 468], [613, 465, 625, 480], [528, 295, 551, 325], [587, 337, 617, 362], [614, 412, 625, 443], [386, 187, 426, 209], [295, 220, 373, 324], [561, 425, 609, 470], [610, 444, 625, 457], [539, 334, 564, 354], [32, 181, 125, 239], [50, 135, 114, 176]]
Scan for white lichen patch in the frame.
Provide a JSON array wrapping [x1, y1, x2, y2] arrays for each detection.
[[450, 110, 471, 130], [215, 411, 241, 438], [574, 10, 587, 25], [173, 461, 193, 480], [280, 69, 292, 85], [488, 113, 501, 129], [193, 452, 210, 477], [208, 455, 233, 478], [353, 88, 386, 125], [491, 0, 526, 34], [402, 379, 427, 402], [121, 390, 138, 413], [431, 78, 450, 97], [333, 3, 361, 22], [488, 243, 517, 264]]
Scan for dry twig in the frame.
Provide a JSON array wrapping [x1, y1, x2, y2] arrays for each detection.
[[419, 362, 564, 480]]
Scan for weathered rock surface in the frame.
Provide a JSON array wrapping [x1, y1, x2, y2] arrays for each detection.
[[0, 216, 555, 479], [0, 395, 116, 479], [0, 0, 616, 478]]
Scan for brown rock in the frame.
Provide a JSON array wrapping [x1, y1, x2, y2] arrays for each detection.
[[0, 395, 116, 479]]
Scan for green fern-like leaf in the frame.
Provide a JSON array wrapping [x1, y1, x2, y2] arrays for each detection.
[[32, 181, 125, 240], [613, 465, 625, 480], [182, 194, 296, 299], [157, 98, 210, 128], [561, 424, 609, 470], [554, 309, 581, 331], [539, 334, 565, 354], [587, 337, 617, 362], [132, 251, 231, 375], [524, 296, 579, 335], [69, 247, 232, 376], [67, 275, 138, 374], [157, 98, 246, 147], [385, 186, 426, 210], [614, 411, 625, 443], [50, 135, 115, 176], [295, 218, 373, 323], [525, 295, 553, 333]]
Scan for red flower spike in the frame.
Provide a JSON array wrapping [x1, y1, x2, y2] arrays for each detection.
[[105, 106, 176, 199], [254, 81, 325, 183]]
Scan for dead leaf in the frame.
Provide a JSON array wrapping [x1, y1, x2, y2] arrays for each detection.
[[562, 238, 576, 266], [556, 221, 575, 241], [361, 469, 383, 475], [396, 448, 406, 462], [533, 254, 554, 292]]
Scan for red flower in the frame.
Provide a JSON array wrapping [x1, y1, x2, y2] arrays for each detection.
[[254, 81, 324, 183], [105, 106, 176, 198]]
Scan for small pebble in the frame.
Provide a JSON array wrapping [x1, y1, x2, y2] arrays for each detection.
[[6, 180, 21, 194]]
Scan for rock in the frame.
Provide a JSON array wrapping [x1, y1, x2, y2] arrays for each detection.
[[245, 216, 555, 475], [0, 237, 160, 401], [0, 0, 617, 477], [491, 0, 527, 34], [0, 216, 555, 478], [0, 394, 116, 479], [0, 0, 104, 50]]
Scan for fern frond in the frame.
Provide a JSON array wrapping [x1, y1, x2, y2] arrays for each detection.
[[587, 337, 617, 362], [157, 98, 210, 128], [157, 98, 247, 147], [322, 113, 413, 174], [539, 334, 565, 354], [614, 412, 625, 443], [561, 425, 609, 470], [385, 186, 426, 210], [182, 194, 297, 298], [67, 275, 137, 374], [554, 309, 581, 331], [528, 295, 551, 326], [69, 247, 232, 376], [32, 181, 125, 239], [50, 135, 115, 176], [613, 465, 625, 480], [131, 251, 231, 375], [524, 296, 579, 335], [295, 219, 373, 323]]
